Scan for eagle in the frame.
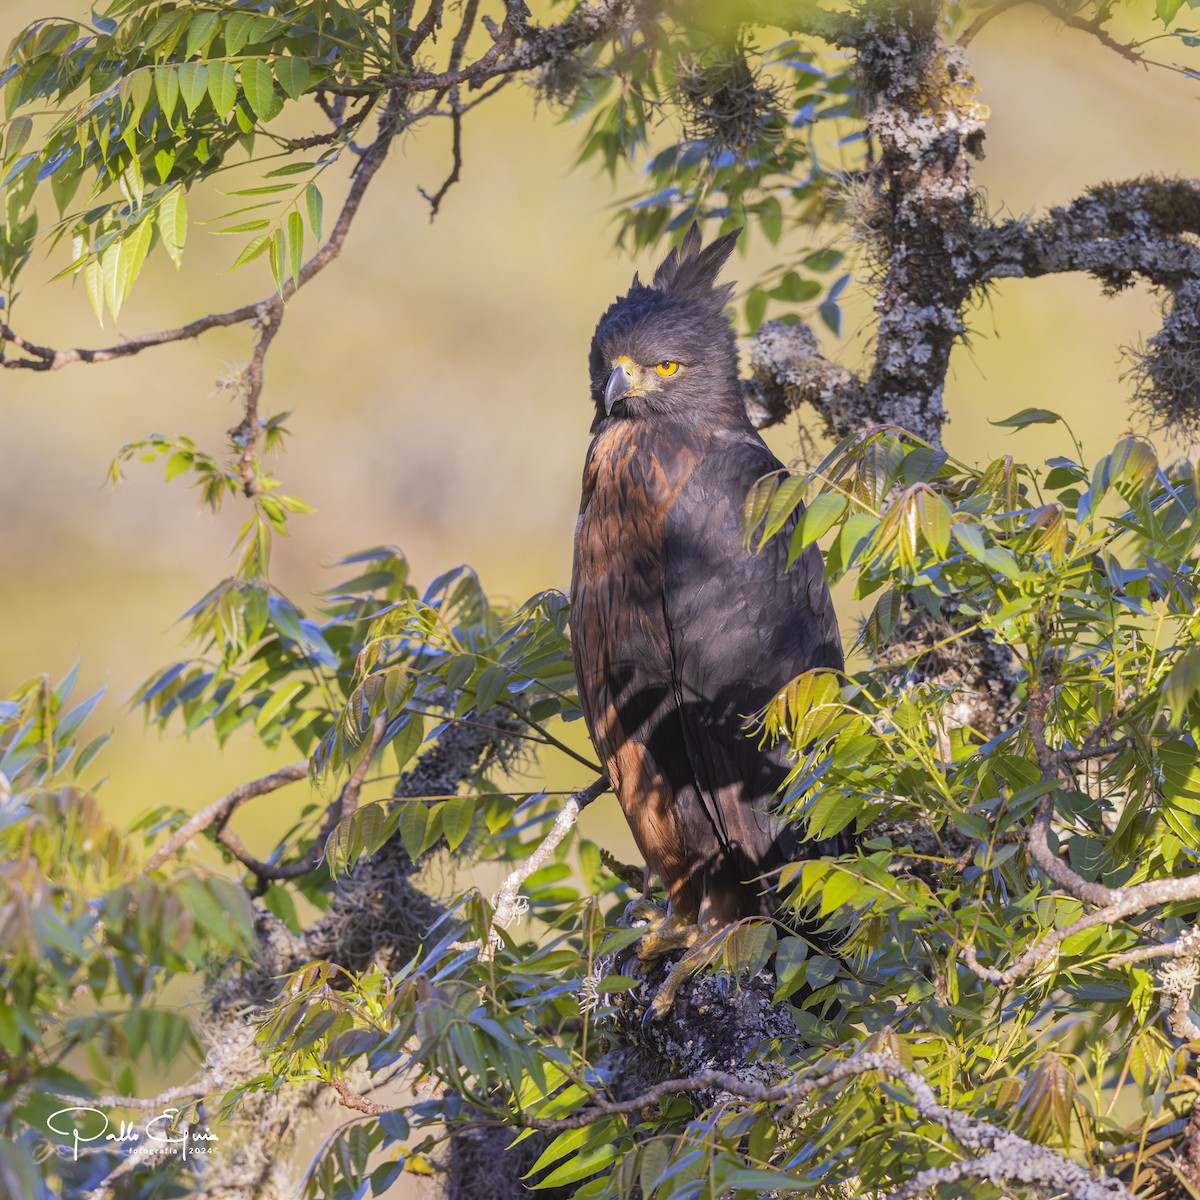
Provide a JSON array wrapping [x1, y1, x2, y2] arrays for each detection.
[[569, 225, 844, 1013]]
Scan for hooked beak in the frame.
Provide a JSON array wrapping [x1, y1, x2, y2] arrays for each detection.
[[604, 362, 634, 416]]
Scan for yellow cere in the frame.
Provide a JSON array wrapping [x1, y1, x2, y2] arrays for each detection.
[[655, 361, 679, 377]]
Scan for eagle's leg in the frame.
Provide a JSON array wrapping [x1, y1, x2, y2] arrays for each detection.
[[646, 946, 712, 1019], [622, 898, 701, 959], [619, 898, 709, 1019]]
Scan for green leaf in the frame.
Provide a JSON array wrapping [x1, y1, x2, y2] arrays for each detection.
[[155, 66, 180, 124], [441, 796, 473, 851], [1163, 646, 1200, 728], [268, 227, 286, 293], [207, 61, 238, 119], [391, 713, 424, 773], [157, 188, 187, 268], [255, 679, 305, 731], [305, 182, 324, 240], [757, 474, 807, 548], [229, 233, 271, 272], [287, 208, 303, 284], [241, 60, 283, 123], [744, 286, 767, 333], [101, 239, 130, 321], [185, 10, 220, 58], [121, 219, 153, 301], [400, 801, 430, 860], [990, 407, 1063, 429], [225, 13, 265, 55], [770, 270, 821, 303], [154, 147, 175, 183], [788, 492, 847, 565], [273, 56, 312, 101], [916, 490, 952, 558], [474, 664, 508, 714], [4, 115, 33, 165], [127, 70, 153, 122], [535, 1134, 619, 1188], [83, 258, 104, 325]]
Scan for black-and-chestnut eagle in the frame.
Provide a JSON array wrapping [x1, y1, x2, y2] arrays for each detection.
[[570, 225, 843, 1013]]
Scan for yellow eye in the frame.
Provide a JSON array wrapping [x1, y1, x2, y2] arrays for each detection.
[[655, 361, 679, 377]]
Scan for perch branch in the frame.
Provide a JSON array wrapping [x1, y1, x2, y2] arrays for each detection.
[[965, 684, 1200, 986], [50, 1077, 213, 1113]]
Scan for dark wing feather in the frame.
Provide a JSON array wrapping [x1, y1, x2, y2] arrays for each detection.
[[661, 429, 843, 893]]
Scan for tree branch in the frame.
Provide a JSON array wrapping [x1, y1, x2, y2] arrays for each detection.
[[958, 0, 1147, 66], [744, 320, 870, 434], [216, 714, 387, 888], [451, 775, 609, 960], [0, 92, 406, 374], [141, 761, 309, 874], [515, 1053, 1128, 1200]]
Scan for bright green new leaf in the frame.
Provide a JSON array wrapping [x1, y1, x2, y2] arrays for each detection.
[[158, 188, 187, 268]]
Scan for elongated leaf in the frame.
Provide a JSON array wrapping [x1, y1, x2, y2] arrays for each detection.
[[1163, 646, 1200, 728], [4, 114, 33, 164], [242, 60, 282, 122], [178, 62, 208, 114], [305, 181, 324, 239], [788, 492, 846, 565], [185, 10, 220, 58], [207, 60, 238, 118], [287, 209, 303, 284], [916, 489, 952, 558], [158, 188, 187, 268], [991, 407, 1063, 429], [757, 474, 807, 548], [155, 65, 179, 123], [83, 258, 104, 325], [101, 239, 130, 321], [274, 56, 312, 100], [229, 232, 271, 272]]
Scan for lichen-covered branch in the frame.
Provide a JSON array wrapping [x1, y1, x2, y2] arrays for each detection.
[[451, 774, 609, 959], [853, 0, 989, 448], [141, 761, 309, 874], [744, 320, 869, 434], [518, 1052, 1128, 1200]]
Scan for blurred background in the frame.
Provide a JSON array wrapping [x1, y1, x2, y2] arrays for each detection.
[[1, 2, 1198, 876]]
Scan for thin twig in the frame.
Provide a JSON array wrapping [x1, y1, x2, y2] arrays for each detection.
[[958, 0, 1146, 65], [329, 1074, 386, 1115], [49, 1077, 212, 1113], [451, 776, 609, 959], [141, 762, 308, 873], [217, 714, 388, 886], [420, 93, 464, 219]]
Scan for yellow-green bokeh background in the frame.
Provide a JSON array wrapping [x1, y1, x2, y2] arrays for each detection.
[[4, 2, 1196, 829]]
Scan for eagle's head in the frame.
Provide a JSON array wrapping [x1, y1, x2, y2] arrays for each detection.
[[589, 224, 742, 427]]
